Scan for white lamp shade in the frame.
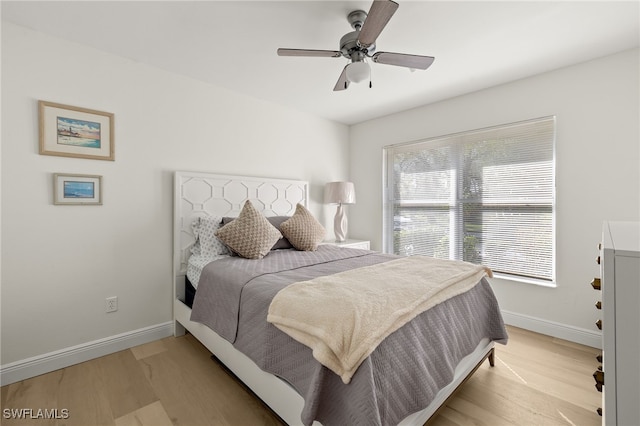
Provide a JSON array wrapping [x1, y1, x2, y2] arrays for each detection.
[[325, 181, 356, 204], [345, 61, 370, 83]]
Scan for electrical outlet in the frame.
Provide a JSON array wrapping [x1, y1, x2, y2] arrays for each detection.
[[106, 296, 118, 313]]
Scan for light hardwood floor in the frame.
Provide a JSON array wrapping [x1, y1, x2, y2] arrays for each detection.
[[1, 326, 602, 426]]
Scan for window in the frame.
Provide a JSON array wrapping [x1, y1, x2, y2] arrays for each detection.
[[383, 117, 555, 284]]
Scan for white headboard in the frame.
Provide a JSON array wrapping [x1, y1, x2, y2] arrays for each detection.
[[173, 171, 309, 276]]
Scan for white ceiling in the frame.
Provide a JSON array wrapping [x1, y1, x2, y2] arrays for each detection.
[[3, 1, 639, 125]]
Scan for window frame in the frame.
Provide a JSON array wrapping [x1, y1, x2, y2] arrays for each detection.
[[383, 116, 556, 286]]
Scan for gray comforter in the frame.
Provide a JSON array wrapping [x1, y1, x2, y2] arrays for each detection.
[[191, 245, 508, 426]]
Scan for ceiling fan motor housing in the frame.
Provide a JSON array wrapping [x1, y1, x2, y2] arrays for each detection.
[[340, 31, 374, 60], [340, 10, 376, 60]]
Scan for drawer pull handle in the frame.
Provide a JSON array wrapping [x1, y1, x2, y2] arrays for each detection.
[[596, 319, 602, 330], [593, 370, 604, 385], [591, 278, 601, 290], [596, 255, 601, 265], [595, 301, 602, 310]]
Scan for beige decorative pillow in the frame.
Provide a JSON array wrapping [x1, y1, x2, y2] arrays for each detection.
[[280, 204, 326, 251], [215, 200, 282, 259]]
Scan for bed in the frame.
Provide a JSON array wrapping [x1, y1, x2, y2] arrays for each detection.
[[173, 171, 508, 426]]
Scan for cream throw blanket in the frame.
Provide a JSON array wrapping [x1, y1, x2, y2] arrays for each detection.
[[267, 256, 492, 384]]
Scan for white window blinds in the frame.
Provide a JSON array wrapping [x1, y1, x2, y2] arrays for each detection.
[[383, 116, 555, 283]]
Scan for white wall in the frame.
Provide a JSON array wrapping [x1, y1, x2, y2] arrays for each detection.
[[349, 48, 640, 346], [0, 23, 349, 366]]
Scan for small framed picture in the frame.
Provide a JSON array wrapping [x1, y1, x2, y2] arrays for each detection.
[[39, 100, 114, 161], [53, 173, 103, 205]]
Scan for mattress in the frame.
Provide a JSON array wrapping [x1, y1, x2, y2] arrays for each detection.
[[189, 245, 508, 426], [184, 275, 196, 309]]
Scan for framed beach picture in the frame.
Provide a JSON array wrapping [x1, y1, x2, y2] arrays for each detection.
[[39, 101, 114, 161], [53, 173, 103, 205]]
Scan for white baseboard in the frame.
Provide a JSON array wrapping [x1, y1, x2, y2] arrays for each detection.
[[1, 321, 173, 386], [501, 310, 602, 349]]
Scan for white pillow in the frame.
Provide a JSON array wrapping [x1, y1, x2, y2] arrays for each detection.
[[191, 215, 231, 257]]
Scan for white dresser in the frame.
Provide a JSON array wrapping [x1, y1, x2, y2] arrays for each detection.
[[597, 221, 640, 426]]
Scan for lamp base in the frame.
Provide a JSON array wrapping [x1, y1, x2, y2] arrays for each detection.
[[334, 204, 347, 242]]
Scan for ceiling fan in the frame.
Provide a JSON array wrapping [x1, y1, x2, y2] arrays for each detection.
[[277, 0, 434, 91]]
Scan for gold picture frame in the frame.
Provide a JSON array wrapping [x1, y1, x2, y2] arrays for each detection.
[[39, 100, 114, 161], [53, 173, 103, 205]]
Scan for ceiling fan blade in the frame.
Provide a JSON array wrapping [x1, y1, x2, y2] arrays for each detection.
[[357, 0, 399, 49], [277, 48, 342, 58], [333, 65, 350, 91], [372, 52, 435, 70]]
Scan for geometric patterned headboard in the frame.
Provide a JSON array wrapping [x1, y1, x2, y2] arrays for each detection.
[[173, 171, 309, 276]]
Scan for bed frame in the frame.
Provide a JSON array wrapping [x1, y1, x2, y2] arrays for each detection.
[[173, 171, 495, 426]]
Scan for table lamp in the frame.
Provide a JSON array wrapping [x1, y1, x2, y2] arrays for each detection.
[[324, 181, 356, 242]]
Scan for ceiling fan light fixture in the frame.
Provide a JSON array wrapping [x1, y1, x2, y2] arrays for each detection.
[[345, 61, 370, 83]]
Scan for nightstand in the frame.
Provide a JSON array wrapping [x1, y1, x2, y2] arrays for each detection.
[[321, 239, 370, 250]]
